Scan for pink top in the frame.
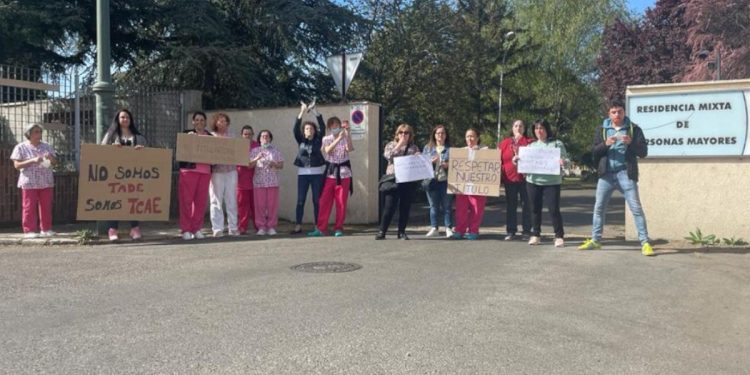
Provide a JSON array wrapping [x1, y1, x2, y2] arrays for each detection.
[[249, 145, 284, 188], [10, 142, 55, 189], [181, 130, 212, 174], [237, 140, 260, 190], [322, 134, 352, 179]]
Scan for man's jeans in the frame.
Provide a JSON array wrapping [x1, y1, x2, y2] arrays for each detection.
[[592, 170, 649, 245]]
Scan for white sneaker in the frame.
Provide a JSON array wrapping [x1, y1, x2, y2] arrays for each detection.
[[528, 236, 541, 245], [213, 230, 224, 237], [228, 230, 240, 236], [504, 234, 516, 241], [257, 229, 267, 236], [267, 228, 277, 236], [182, 232, 194, 240], [23, 232, 39, 239], [445, 228, 454, 238], [426, 227, 439, 237], [193, 231, 205, 239], [554, 238, 565, 248], [40, 230, 56, 237]]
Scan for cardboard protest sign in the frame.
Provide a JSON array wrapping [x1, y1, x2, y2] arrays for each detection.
[[77, 144, 172, 221], [447, 148, 502, 197], [394, 154, 434, 183], [175, 133, 250, 165], [517, 147, 561, 175]]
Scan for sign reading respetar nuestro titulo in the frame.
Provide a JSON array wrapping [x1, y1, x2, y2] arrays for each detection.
[[627, 89, 750, 157]]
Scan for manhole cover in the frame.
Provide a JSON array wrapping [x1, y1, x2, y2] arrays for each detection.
[[291, 261, 362, 273]]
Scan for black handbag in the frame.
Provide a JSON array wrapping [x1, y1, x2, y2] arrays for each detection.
[[421, 178, 437, 191], [378, 174, 398, 192]]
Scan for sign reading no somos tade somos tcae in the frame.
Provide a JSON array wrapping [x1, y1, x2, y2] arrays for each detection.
[[77, 144, 172, 221], [627, 90, 750, 157]]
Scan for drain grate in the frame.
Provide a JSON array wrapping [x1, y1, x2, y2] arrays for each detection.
[[291, 261, 362, 273]]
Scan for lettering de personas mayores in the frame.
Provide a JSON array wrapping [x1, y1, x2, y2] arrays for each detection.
[[447, 148, 502, 197], [77, 144, 172, 221]]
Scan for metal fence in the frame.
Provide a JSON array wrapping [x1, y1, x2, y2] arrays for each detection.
[[0, 64, 203, 225], [1, 64, 203, 169]]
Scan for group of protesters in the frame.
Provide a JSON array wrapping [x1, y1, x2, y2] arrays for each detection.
[[9, 100, 654, 256]]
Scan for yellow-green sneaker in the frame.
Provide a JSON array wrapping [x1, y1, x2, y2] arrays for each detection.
[[641, 242, 655, 256], [577, 239, 601, 251]]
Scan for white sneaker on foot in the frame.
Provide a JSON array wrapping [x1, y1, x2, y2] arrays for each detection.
[[554, 238, 564, 248], [40, 230, 56, 237], [228, 230, 240, 236], [445, 228, 454, 238], [528, 236, 541, 245], [256, 229, 267, 236], [267, 228, 277, 236], [23, 232, 39, 239], [182, 232, 194, 240], [193, 231, 205, 239], [426, 227, 438, 237], [504, 234, 515, 241], [213, 230, 224, 237]]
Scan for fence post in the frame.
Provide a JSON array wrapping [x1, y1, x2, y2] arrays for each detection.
[[74, 68, 81, 170]]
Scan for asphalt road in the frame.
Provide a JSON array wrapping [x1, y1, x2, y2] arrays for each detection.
[[1, 231, 748, 374]]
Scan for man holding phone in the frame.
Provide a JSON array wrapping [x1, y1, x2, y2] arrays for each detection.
[[578, 100, 654, 256]]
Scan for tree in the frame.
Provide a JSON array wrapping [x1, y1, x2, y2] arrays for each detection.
[[597, 0, 691, 102], [682, 0, 750, 81]]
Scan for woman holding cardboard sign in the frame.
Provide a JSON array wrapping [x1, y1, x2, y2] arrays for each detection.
[[208, 113, 239, 237], [10, 123, 57, 239], [452, 128, 487, 240], [102, 109, 147, 241], [376, 123, 419, 240], [517, 119, 567, 247], [178, 111, 212, 240]]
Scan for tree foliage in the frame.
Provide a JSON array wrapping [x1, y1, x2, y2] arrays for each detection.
[[598, 0, 750, 103]]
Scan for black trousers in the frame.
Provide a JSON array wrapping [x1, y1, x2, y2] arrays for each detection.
[[379, 182, 415, 234], [504, 181, 531, 235], [526, 183, 564, 238]]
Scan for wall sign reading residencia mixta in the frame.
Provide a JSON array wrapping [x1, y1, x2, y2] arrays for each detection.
[[627, 89, 750, 157]]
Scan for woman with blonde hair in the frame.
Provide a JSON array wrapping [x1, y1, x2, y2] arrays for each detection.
[[376, 123, 420, 240]]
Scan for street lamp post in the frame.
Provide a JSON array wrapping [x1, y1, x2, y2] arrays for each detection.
[[497, 31, 515, 142], [698, 48, 721, 81], [92, 0, 114, 235], [93, 0, 114, 143]]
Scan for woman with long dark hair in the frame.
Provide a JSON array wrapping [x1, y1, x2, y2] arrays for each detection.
[[291, 101, 325, 234], [422, 124, 453, 238], [102, 109, 147, 241]]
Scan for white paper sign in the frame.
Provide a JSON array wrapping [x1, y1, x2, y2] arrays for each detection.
[[394, 154, 434, 183], [517, 147, 561, 175]]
